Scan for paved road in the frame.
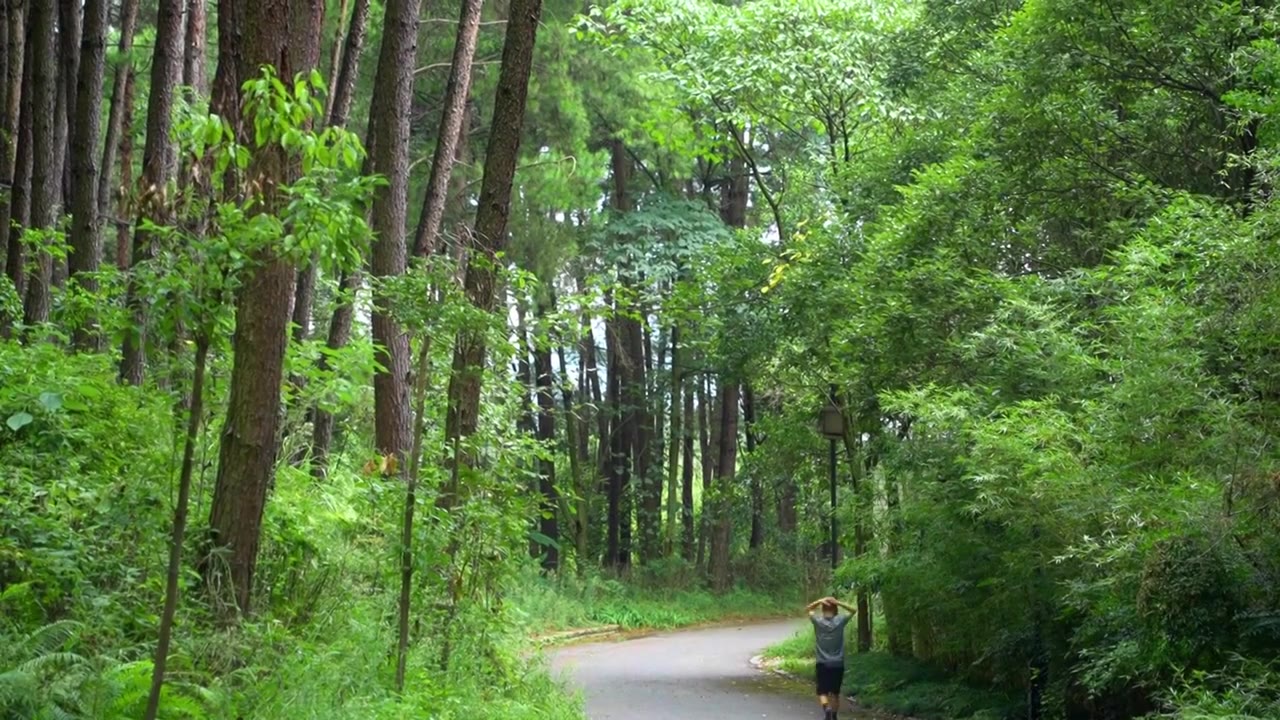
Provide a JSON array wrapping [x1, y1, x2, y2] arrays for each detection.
[[550, 619, 822, 719]]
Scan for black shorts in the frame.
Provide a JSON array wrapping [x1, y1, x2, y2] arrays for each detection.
[[815, 662, 844, 695]]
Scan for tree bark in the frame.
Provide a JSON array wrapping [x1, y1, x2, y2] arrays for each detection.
[[19, 0, 57, 331], [680, 360, 696, 561], [745, 382, 763, 549], [304, 0, 368, 475], [326, 0, 367, 129], [0, 0, 23, 285], [205, 0, 324, 619], [534, 297, 560, 571], [709, 382, 738, 592], [0, 0, 26, 327], [665, 322, 681, 556], [67, 0, 109, 350], [367, 0, 423, 463], [118, 0, 184, 384], [182, 0, 207, 97], [558, 341, 588, 569], [99, 0, 139, 268], [54, 0, 81, 218], [310, 270, 359, 477], [412, 0, 481, 257], [696, 372, 713, 570], [439, 0, 543, 505]]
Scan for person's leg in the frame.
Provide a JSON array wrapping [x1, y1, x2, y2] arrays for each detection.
[[829, 664, 845, 718]]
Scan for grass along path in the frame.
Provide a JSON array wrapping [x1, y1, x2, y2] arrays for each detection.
[[764, 629, 1021, 720]]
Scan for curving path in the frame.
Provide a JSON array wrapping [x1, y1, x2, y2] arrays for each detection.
[[550, 619, 824, 719]]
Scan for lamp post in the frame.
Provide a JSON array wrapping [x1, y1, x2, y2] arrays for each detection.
[[818, 385, 844, 570]]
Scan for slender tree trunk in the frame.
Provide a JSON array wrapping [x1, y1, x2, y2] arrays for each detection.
[[99, 0, 139, 269], [182, 0, 207, 96], [310, 270, 359, 477], [745, 382, 763, 549], [559, 341, 588, 570], [534, 297, 560, 571], [394, 330, 432, 691], [665, 323, 681, 555], [411, 0, 482, 257], [326, 0, 367, 130], [367, 0, 423, 463], [19, 0, 56, 332], [696, 373, 713, 570], [144, 333, 209, 720], [112, 79, 136, 272], [629, 313, 658, 564], [603, 315, 623, 569], [841, 409, 874, 653], [323, 0, 349, 108], [67, 0, 108, 349], [118, 0, 184, 384], [0, 0, 23, 286], [709, 381, 738, 592], [680, 362, 695, 561], [205, 0, 324, 620], [289, 0, 367, 342], [440, 0, 544, 506], [304, 0, 368, 475], [0, 0, 26, 330], [54, 0, 81, 215]]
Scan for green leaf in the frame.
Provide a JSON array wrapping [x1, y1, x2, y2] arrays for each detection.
[[38, 392, 62, 412], [7, 411, 33, 431]]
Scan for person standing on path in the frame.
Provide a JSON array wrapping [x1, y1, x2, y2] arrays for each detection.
[[807, 596, 856, 720]]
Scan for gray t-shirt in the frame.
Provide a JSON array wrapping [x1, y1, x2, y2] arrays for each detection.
[[811, 613, 852, 666]]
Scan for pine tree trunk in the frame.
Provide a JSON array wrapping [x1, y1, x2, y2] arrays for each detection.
[[534, 297, 559, 571], [326, 0, 367, 129], [0, 0, 25, 310], [182, 0, 207, 96], [367, 0, 423, 463], [67, 0, 108, 350], [98, 0, 139, 267], [665, 322, 681, 555], [19, 0, 57, 331], [709, 382, 739, 592], [288, 0, 367, 342], [745, 383, 763, 549], [2, 15, 31, 338], [559, 341, 589, 569], [412, 0, 482, 257], [205, 0, 324, 620], [54, 0, 81, 213], [603, 315, 624, 570], [310, 270, 359, 477], [680, 361, 696, 561], [696, 373, 713, 570], [118, 0, 184, 384], [304, 0, 368, 476], [440, 0, 543, 506], [0, 0, 23, 286]]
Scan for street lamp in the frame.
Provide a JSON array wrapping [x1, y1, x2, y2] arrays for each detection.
[[818, 385, 844, 570]]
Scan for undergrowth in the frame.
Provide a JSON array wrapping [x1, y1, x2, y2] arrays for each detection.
[[513, 566, 799, 633], [765, 629, 1021, 720]]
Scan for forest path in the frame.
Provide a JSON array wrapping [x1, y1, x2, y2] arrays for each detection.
[[550, 618, 851, 719]]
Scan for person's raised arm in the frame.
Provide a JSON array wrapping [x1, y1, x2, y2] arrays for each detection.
[[805, 597, 832, 614], [832, 598, 857, 614]]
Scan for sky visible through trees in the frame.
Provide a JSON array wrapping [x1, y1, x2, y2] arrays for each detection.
[[3, 0, 1280, 718]]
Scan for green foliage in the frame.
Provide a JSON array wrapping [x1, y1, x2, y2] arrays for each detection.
[[766, 633, 1020, 720], [513, 564, 796, 632]]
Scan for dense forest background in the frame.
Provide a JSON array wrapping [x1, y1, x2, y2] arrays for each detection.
[[2, 0, 1280, 718]]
